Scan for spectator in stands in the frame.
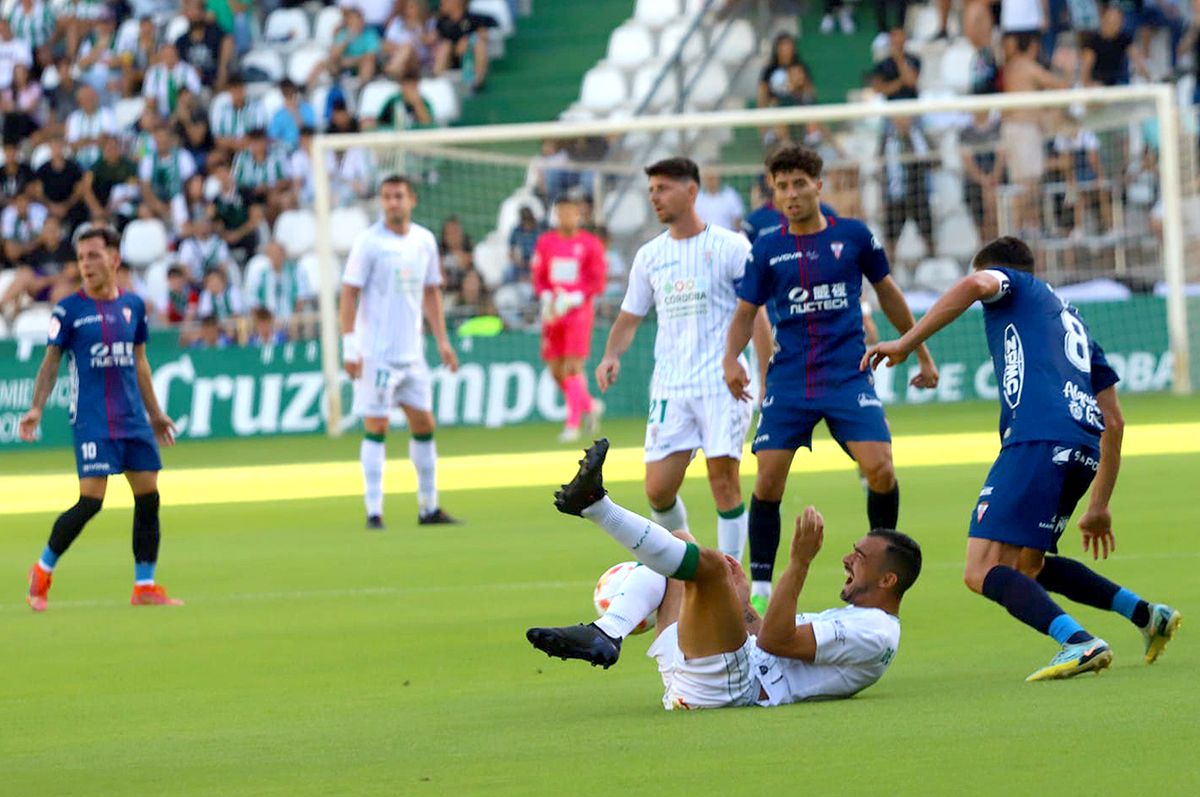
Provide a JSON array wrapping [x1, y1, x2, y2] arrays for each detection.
[[64, 85, 115, 170], [8, 0, 57, 69], [1001, 32, 1068, 234], [247, 306, 288, 346], [384, 0, 438, 80], [139, 125, 198, 221], [190, 314, 232, 348], [1, 63, 42, 146], [440, 215, 474, 293], [310, 5, 381, 88], [458, 266, 496, 316], [871, 28, 920, 102], [209, 0, 255, 56], [821, 0, 856, 34], [268, 79, 316, 150], [116, 261, 154, 312], [245, 240, 314, 327], [84, 135, 140, 228], [965, 0, 999, 95], [176, 0, 235, 90], [1140, 0, 1187, 75], [118, 15, 158, 98], [172, 86, 216, 170], [0, 141, 34, 201], [875, 0, 910, 36], [179, 215, 237, 283], [324, 106, 376, 205], [757, 34, 806, 110], [159, 264, 198, 326], [434, 0, 493, 92], [212, 158, 265, 259], [1081, 6, 1148, 86], [1051, 114, 1113, 237], [596, 224, 626, 283], [290, 127, 316, 206], [232, 128, 292, 218], [507, 205, 542, 284], [345, 0, 395, 33], [143, 43, 203, 117], [695, 167, 745, 232], [765, 62, 819, 144], [196, 266, 244, 337], [35, 138, 89, 230], [0, 20, 32, 95], [170, 173, 212, 241], [960, 111, 1006, 242], [210, 74, 267, 155], [0, 214, 72, 321], [73, 9, 123, 102], [1, 184, 47, 264], [880, 116, 935, 261]]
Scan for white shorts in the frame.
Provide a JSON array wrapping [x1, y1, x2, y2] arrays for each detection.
[[645, 623, 760, 711], [644, 393, 752, 463], [352, 360, 433, 417]]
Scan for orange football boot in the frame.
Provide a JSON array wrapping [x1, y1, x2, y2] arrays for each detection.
[[27, 565, 52, 612], [130, 584, 184, 606]]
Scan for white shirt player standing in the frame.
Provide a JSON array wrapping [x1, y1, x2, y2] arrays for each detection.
[[596, 157, 772, 561], [340, 175, 460, 529]]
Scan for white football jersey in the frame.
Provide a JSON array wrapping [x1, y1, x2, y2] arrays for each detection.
[[621, 224, 751, 399], [751, 605, 900, 706], [342, 220, 441, 365]]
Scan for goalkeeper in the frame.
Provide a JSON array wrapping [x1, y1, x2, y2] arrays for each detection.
[[532, 188, 608, 442]]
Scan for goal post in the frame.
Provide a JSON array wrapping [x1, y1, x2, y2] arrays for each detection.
[[312, 83, 1193, 437]]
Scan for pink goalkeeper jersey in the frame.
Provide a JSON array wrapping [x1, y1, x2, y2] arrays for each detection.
[[531, 229, 607, 303]]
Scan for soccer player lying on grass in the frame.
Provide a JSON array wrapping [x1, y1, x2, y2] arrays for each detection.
[[862, 236, 1181, 682], [527, 439, 921, 710]]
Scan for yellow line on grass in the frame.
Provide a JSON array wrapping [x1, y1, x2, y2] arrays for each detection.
[[2, 422, 1197, 515]]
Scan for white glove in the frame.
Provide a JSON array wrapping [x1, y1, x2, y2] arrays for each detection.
[[552, 289, 584, 318], [539, 290, 556, 323], [342, 332, 361, 364]]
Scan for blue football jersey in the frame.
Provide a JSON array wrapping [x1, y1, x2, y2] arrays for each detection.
[[741, 202, 837, 244], [979, 268, 1120, 448], [738, 216, 890, 400], [48, 290, 152, 441]]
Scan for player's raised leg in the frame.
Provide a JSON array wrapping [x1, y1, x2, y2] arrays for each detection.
[[126, 468, 183, 606], [28, 477, 107, 612]]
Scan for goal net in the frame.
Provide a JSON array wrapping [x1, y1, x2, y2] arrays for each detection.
[[312, 84, 1195, 435]]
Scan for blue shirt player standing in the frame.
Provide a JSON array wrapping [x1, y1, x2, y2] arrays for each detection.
[[19, 226, 183, 611], [723, 145, 939, 611], [864, 236, 1181, 681]]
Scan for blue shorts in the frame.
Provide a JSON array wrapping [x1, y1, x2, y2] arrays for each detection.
[[969, 441, 1099, 552], [73, 435, 162, 479], [751, 390, 891, 453]]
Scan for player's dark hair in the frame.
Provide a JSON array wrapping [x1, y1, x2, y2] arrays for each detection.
[[644, 157, 700, 184], [972, 236, 1035, 273], [76, 226, 120, 251], [766, 145, 823, 180], [868, 528, 922, 596], [380, 174, 416, 195]]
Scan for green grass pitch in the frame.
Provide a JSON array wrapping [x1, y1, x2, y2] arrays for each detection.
[[1, 395, 1197, 795]]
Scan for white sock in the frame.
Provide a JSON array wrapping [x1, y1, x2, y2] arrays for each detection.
[[751, 581, 772, 600], [717, 504, 748, 561], [582, 496, 691, 578], [410, 437, 437, 515], [650, 496, 688, 533], [594, 564, 666, 639], [361, 438, 385, 517]]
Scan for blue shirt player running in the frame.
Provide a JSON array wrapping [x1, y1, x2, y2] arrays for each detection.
[[723, 145, 939, 612], [19, 226, 183, 611], [864, 236, 1181, 681]]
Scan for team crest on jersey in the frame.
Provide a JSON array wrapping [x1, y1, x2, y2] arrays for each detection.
[[122, 307, 133, 324], [831, 242, 844, 260], [976, 502, 989, 522]]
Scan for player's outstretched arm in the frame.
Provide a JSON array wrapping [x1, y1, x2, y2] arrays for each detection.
[[422, 285, 458, 373], [135, 344, 177, 447], [595, 311, 642, 392], [862, 271, 1001, 373], [18, 345, 62, 442], [722, 300, 759, 401], [871, 276, 939, 388], [339, 284, 362, 378], [755, 507, 824, 662], [1079, 386, 1124, 559]]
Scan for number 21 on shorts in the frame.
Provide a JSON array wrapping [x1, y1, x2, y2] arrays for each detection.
[[647, 399, 668, 424]]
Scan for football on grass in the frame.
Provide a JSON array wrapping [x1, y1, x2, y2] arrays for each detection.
[[593, 561, 655, 635]]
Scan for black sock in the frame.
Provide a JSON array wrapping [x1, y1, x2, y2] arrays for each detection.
[[747, 496, 781, 584], [867, 483, 899, 529], [132, 492, 161, 564], [1038, 556, 1150, 627], [982, 565, 1091, 642], [48, 496, 103, 556]]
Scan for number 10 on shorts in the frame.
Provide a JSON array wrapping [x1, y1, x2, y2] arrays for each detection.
[[80, 441, 98, 460]]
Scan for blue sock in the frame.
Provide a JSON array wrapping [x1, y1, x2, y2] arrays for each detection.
[[39, 545, 59, 572], [135, 561, 156, 585], [1047, 614, 1092, 645], [981, 565, 1092, 643], [1112, 588, 1151, 626]]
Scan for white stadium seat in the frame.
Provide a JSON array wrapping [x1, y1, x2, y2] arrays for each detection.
[[287, 46, 328, 87], [473, 233, 509, 288], [940, 42, 976, 95], [909, 5, 942, 42], [418, 77, 461, 125], [330, 206, 371, 255], [274, 210, 317, 258], [164, 15, 189, 44], [357, 79, 401, 121], [684, 61, 728, 110], [314, 5, 343, 47], [602, 190, 650, 237], [120, 219, 168, 268], [634, 0, 679, 30], [242, 48, 285, 84], [914, 257, 962, 293], [713, 19, 755, 66], [934, 212, 980, 260], [631, 61, 677, 112], [606, 23, 655, 71], [657, 20, 705, 65], [30, 142, 52, 170], [263, 8, 311, 47], [309, 84, 337, 128], [12, 306, 52, 341], [113, 96, 145, 131], [242, 254, 272, 294], [258, 86, 286, 120], [143, 259, 171, 307], [579, 64, 627, 114], [298, 252, 323, 291]]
